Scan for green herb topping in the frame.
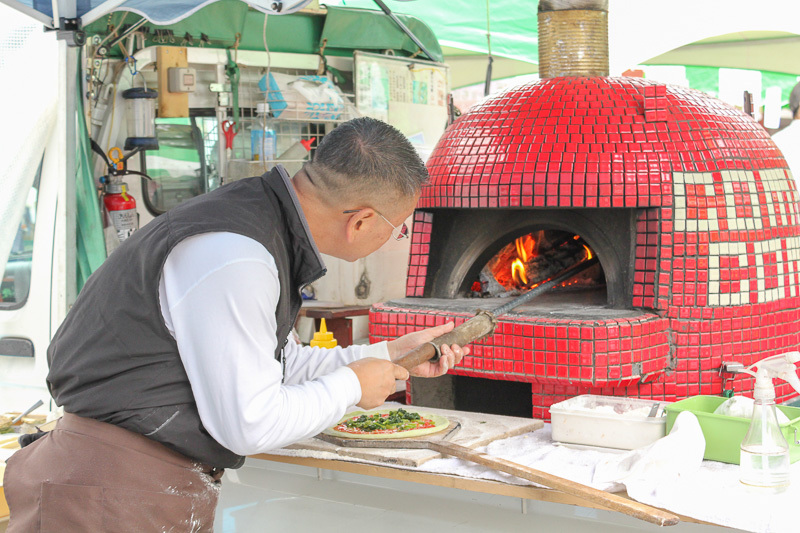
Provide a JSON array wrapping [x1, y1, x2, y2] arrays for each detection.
[[343, 408, 424, 432]]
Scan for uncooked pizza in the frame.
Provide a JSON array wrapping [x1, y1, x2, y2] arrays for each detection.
[[323, 408, 450, 439]]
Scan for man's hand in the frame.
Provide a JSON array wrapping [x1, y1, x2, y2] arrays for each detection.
[[347, 358, 409, 409], [387, 322, 470, 378]]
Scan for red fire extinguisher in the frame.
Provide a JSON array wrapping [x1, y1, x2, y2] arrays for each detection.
[[104, 181, 138, 243]]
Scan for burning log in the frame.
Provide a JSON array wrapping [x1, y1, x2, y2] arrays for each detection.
[[480, 233, 593, 296]]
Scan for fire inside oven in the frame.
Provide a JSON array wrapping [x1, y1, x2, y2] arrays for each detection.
[[418, 208, 636, 311], [471, 230, 604, 300]]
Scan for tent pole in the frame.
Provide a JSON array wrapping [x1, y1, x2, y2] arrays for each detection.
[[372, 0, 436, 62], [53, 40, 78, 324]]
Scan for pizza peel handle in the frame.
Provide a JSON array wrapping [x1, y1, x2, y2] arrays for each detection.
[[428, 441, 680, 527], [392, 342, 437, 371], [393, 260, 600, 371], [393, 311, 497, 371]]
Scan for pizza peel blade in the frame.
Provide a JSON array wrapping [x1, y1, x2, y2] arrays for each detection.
[[314, 420, 679, 527]]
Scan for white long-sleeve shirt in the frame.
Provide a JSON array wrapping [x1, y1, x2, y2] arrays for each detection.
[[157, 231, 389, 455]]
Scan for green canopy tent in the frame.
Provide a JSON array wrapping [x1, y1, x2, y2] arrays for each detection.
[[324, 0, 800, 96], [0, 0, 446, 299]]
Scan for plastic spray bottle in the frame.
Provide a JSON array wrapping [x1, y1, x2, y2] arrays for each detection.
[[251, 102, 276, 163], [738, 351, 800, 492]]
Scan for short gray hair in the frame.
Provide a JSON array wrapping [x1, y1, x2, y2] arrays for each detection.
[[306, 117, 429, 207]]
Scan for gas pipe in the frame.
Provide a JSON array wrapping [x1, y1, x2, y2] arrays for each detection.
[[104, 181, 138, 242]]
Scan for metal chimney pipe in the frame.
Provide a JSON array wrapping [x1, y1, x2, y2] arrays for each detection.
[[537, 0, 609, 78]]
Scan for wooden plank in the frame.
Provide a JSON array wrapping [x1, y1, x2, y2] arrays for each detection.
[[426, 440, 678, 526], [298, 304, 372, 319], [298, 303, 372, 346], [156, 47, 189, 118], [250, 454, 715, 527]]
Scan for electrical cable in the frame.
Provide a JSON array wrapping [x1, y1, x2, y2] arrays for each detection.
[[105, 83, 118, 149]]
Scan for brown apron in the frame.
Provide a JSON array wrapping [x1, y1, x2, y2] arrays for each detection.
[[3, 412, 223, 532]]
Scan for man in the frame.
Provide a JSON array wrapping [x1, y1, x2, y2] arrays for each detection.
[[772, 81, 800, 183], [4, 117, 468, 531]]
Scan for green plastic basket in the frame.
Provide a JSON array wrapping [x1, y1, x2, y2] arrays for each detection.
[[664, 395, 800, 464]]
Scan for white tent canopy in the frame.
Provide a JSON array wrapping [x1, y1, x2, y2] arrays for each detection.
[[4, 0, 799, 84], [320, 0, 800, 87], [610, 0, 800, 76], [1, 0, 313, 27]]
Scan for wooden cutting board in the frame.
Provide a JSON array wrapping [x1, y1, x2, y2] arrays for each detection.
[[284, 405, 543, 467]]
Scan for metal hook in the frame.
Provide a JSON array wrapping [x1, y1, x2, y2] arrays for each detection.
[[719, 361, 745, 396]]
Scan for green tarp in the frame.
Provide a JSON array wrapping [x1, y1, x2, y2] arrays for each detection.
[[75, 55, 107, 291], [324, 0, 537, 63], [320, 7, 442, 62], [83, 1, 441, 60]]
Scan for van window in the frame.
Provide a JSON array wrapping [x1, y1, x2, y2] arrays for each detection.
[[142, 116, 220, 214], [1, 160, 42, 308]]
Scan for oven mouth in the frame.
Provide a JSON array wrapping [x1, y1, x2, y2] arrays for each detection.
[[417, 207, 638, 310]]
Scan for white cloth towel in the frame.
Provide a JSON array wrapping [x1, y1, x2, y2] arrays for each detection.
[[274, 412, 800, 532], [592, 410, 705, 491]]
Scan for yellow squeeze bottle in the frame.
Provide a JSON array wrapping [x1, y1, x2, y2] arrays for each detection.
[[310, 319, 338, 348]]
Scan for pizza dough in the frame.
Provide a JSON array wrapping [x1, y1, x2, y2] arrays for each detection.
[[323, 408, 450, 440]]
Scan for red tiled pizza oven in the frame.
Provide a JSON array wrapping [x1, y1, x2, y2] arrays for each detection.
[[368, 76, 800, 419]]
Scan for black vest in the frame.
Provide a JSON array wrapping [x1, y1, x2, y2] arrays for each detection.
[[47, 167, 326, 468]]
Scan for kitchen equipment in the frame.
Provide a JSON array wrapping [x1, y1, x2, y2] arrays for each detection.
[[549, 395, 668, 450], [736, 352, 800, 490], [122, 87, 159, 151], [293, 407, 541, 467], [9, 399, 44, 425], [316, 418, 679, 527], [665, 395, 800, 465]]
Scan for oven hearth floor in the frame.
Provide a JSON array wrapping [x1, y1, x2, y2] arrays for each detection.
[[385, 293, 649, 321]]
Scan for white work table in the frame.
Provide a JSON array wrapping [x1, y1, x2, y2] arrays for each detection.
[[1, 411, 788, 532], [218, 453, 727, 533], [213, 405, 795, 533]]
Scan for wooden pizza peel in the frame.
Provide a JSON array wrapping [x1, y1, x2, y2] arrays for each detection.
[[315, 414, 680, 527], [289, 407, 541, 467]]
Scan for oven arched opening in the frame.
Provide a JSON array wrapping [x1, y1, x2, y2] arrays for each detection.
[[421, 208, 637, 310]]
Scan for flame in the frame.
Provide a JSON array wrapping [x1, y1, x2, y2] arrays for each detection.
[[509, 235, 536, 286], [515, 237, 529, 262], [511, 258, 528, 285], [485, 232, 599, 293]]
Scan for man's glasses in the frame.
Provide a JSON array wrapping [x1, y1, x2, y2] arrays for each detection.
[[343, 209, 410, 241]]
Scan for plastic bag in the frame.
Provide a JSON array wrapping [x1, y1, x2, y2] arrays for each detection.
[[713, 395, 791, 424], [258, 72, 345, 121]]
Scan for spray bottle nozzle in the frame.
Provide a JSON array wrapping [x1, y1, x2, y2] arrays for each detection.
[[741, 352, 800, 400]]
